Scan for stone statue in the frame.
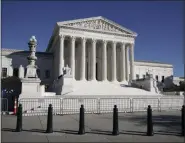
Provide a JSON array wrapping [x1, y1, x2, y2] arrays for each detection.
[[52, 64, 72, 95], [63, 64, 72, 76]]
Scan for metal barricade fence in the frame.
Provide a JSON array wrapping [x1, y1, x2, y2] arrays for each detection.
[[1, 98, 8, 113], [19, 98, 61, 116], [132, 98, 159, 112], [62, 98, 98, 114], [99, 98, 131, 113], [18, 96, 184, 116], [160, 97, 184, 111]]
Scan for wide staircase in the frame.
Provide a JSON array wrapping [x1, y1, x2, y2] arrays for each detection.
[[65, 80, 161, 96]]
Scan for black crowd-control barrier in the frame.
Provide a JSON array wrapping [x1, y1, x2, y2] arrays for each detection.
[[112, 105, 119, 135], [78, 105, 85, 135], [15, 104, 22, 132], [46, 104, 53, 133], [147, 105, 154, 136], [181, 105, 185, 136]]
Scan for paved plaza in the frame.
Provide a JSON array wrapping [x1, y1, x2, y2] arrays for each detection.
[[1, 111, 184, 142]]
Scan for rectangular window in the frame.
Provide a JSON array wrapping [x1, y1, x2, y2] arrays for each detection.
[[143, 75, 146, 79], [162, 76, 165, 82], [2, 68, 7, 78], [136, 74, 139, 80], [155, 75, 158, 81], [13, 68, 18, 77], [45, 70, 50, 79], [37, 69, 40, 78]]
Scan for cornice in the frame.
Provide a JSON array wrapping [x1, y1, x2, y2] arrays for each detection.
[[60, 25, 136, 38], [134, 61, 173, 68], [57, 16, 138, 36]]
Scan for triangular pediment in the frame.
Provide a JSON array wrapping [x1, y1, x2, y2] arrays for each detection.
[[57, 16, 137, 36]]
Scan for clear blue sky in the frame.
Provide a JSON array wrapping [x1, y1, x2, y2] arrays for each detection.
[[2, 1, 184, 77]]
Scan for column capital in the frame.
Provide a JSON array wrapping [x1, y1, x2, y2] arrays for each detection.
[[92, 38, 97, 43], [82, 37, 87, 42], [103, 40, 107, 45], [126, 43, 134, 48], [112, 41, 117, 47], [59, 34, 65, 39], [71, 36, 76, 41]]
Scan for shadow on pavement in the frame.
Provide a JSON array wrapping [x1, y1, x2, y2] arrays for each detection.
[[57, 129, 79, 135], [155, 131, 181, 136], [2, 127, 183, 137], [2, 128, 45, 133], [2, 128, 14, 132], [118, 114, 181, 132], [121, 130, 147, 136], [59, 129, 112, 135]]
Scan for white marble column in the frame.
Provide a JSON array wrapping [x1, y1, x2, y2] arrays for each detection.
[[112, 41, 117, 81], [125, 45, 129, 81], [130, 43, 135, 80], [81, 37, 86, 80], [102, 40, 107, 81], [70, 36, 75, 79], [120, 42, 126, 81], [91, 39, 96, 81], [59, 35, 65, 76]]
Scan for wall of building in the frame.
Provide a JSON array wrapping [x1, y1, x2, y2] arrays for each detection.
[[1, 49, 54, 86], [134, 61, 173, 82], [1, 48, 174, 85]]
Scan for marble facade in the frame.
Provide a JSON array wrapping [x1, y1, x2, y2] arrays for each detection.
[[49, 16, 137, 83], [1, 16, 180, 96]]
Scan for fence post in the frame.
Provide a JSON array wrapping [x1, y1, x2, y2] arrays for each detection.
[[97, 98, 100, 114], [158, 98, 161, 112], [78, 105, 85, 135], [132, 98, 134, 112], [112, 105, 119, 135], [129, 98, 132, 113], [147, 105, 154, 136], [46, 104, 53, 133], [15, 104, 22, 132], [60, 98, 63, 116], [181, 105, 185, 136]]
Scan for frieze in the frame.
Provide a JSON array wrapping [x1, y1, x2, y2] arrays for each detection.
[[60, 28, 135, 43]]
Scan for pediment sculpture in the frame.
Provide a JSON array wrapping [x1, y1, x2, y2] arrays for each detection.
[[65, 19, 127, 34]]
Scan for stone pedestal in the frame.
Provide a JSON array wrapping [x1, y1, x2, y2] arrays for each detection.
[[62, 75, 73, 95], [19, 78, 41, 99]]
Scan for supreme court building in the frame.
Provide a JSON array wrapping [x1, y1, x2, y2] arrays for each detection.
[[2, 16, 175, 89]]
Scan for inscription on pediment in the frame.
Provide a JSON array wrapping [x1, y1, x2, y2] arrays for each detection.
[[64, 19, 128, 34]]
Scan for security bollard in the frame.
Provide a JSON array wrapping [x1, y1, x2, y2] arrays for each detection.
[[46, 104, 53, 133], [15, 104, 23, 132], [78, 105, 85, 135], [181, 105, 185, 136], [112, 105, 119, 135], [147, 105, 154, 136]]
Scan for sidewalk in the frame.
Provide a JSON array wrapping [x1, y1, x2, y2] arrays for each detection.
[[1, 111, 184, 142]]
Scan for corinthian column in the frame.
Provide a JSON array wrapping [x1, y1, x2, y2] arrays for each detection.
[[112, 41, 117, 81], [120, 42, 126, 81], [125, 45, 129, 81], [59, 35, 65, 76], [91, 39, 96, 81], [81, 37, 86, 80], [102, 40, 107, 81], [130, 43, 135, 80], [70, 36, 76, 79]]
